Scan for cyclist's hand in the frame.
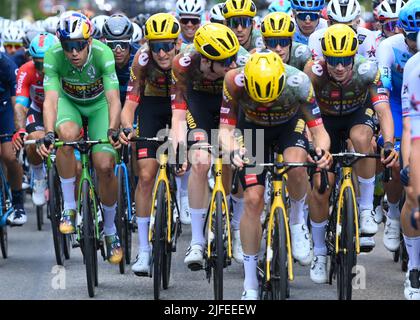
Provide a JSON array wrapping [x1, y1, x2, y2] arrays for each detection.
[[37, 131, 54, 159], [119, 127, 133, 145], [108, 128, 121, 149], [381, 142, 398, 168], [12, 128, 27, 152], [309, 147, 332, 170], [230, 148, 246, 169], [175, 161, 188, 176]]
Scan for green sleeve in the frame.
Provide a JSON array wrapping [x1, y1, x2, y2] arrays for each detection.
[[101, 46, 120, 92], [43, 47, 61, 93]]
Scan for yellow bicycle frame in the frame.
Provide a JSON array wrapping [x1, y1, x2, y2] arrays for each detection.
[[265, 154, 294, 282], [335, 166, 361, 255], [148, 152, 173, 244], [207, 156, 232, 260]]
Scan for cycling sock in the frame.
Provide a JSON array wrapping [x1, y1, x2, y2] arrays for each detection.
[[103, 203, 117, 236], [180, 171, 190, 197], [137, 216, 151, 253], [231, 194, 244, 231], [31, 163, 44, 180], [289, 194, 306, 225], [11, 189, 24, 209], [243, 254, 259, 291], [310, 220, 328, 256], [304, 202, 309, 226], [358, 176, 375, 211], [387, 201, 400, 220], [60, 176, 76, 210], [404, 235, 420, 270], [190, 208, 206, 246]]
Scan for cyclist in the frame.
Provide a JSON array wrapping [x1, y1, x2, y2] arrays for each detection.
[[308, 0, 377, 61], [118, 13, 181, 276], [290, 0, 327, 45], [222, 0, 264, 52], [91, 15, 109, 41], [170, 23, 250, 268], [219, 49, 332, 300], [259, 12, 313, 71], [374, 0, 406, 46], [132, 22, 143, 45], [42, 16, 60, 35], [0, 51, 27, 226], [12, 33, 58, 207], [305, 24, 398, 284], [102, 14, 139, 106], [2, 25, 27, 67], [268, 0, 292, 15], [176, 0, 205, 45], [376, 0, 420, 253], [38, 11, 123, 265]]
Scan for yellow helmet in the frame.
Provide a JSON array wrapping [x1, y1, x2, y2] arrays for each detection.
[[144, 13, 181, 40], [194, 23, 240, 60], [223, 0, 257, 18], [321, 24, 358, 57], [261, 12, 295, 38], [244, 49, 286, 103]]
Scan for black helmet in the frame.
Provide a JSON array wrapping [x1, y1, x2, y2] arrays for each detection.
[[132, 13, 149, 27], [103, 14, 134, 40]]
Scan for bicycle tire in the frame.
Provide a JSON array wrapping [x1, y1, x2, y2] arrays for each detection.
[[0, 227, 7, 259], [337, 187, 356, 300], [82, 180, 96, 298], [36, 205, 43, 231], [116, 166, 127, 275], [213, 191, 224, 300], [48, 166, 65, 266], [153, 181, 166, 300], [271, 207, 288, 300]]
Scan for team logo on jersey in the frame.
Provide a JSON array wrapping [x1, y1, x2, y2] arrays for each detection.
[[330, 90, 340, 99], [287, 74, 304, 87], [179, 55, 191, 67], [236, 55, 248, 66], [138, 52, 149, 66], [87, 65, 96, 80], [358, 62, 371, 75], [294, 45, 306, 58], [255, 36, 264, 49], [234, 73, 245, 87], [311, 62, 323, 77], [245, 174, 258, 186], [367, 46, 376, 58], [294, 119, 305, 134]]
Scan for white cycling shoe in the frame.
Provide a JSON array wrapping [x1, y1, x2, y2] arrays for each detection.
[[359, 209, 378, 236], [132, 251, 151, 276], [290, 223, 313, 266], [383, 216, 400, 252], [32, 179, 47, 206], [184, 244, 204, 271], [310, 255, 328, 284], [241, 289, 259, 300], [179, 195, 191, 225], [404, 270, 420, 300]]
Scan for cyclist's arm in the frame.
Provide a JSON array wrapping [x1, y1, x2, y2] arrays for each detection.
[[43, 50, 61, 133], [102, 49, 121, 130], [401, 117, 411, 166], [376, 40, 394, 94], [369, 79, 394, 144], [14, 65, 32, 130]]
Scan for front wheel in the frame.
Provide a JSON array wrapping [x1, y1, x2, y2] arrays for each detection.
[[271, 207, 288, 300], [212, 192, 225, 301], [36, 205, 44, 231], [0, 227, 7, 259], [116, 166, 127, 275]]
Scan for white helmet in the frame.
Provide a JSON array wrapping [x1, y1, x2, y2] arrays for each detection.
[[131, 22, 143, 43], [13, 19, 32, 32], [91, 15, 109, 39], [210, 3, 225, 22], [377, 0, 406, 21], [176, 0, 205, 17], [2, 26, 25, 44], [43, 16, 60, 34], [417, 31, 420, 51], [57, 11, 92, 40], [33, 20, 46, 32], [327, 0, 361, 23]]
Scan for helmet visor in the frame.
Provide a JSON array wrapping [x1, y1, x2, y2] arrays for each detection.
[[61, 39, 89, 52], [264, 37, 292, 48], [296, 12, 320, 21], [227, 17, 253, 29], [149, 41, 176, 54], [325, 55, 354, 67], [106, 40, 131, 51]]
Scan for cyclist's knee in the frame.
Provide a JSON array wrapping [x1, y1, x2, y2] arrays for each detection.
[[191, 162, 211, 179], [287, 167, 307, 185], [138, 171, 155, 191], [244, 188, 264, 217], [57, 123, 80, 141], [94, 157, 114, 177]]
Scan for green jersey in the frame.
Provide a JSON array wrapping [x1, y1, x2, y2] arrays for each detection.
[[43, 39, 119, 105]]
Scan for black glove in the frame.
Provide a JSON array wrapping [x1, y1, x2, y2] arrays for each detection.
[[107, 128, 120, 142], [122, 127, 132, 137], [43, 131, 55, 149]]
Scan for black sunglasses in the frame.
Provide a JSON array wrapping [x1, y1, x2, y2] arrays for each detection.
[[149, 41, 176, 54], [325, 56, 354, 67], [215, 54, 237, 68], [227, 17, 253, 29], [106, 40, 131, 51], [61, 40, 89, 53], [180, 18, 201, 25], [296, 12, 320, 21], [264, 37, 292, 48]]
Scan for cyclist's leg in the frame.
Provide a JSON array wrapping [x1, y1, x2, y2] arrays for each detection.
[[0, 103, 25, 225], [25, 106, 47, 206], [348, 108, 377, 236], [55, 96, 82, 233]]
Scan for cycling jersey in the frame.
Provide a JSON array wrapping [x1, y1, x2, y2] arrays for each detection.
[[220, 64, 322, 127], [6, 50, 27, 68], [308, 26, 377, 61], [374, 30, 387, 47], [243, 28, 264, 52], [16, 61, 44, 112], [116, 43, 139, 105], [171, 44, 250, 110], [293, 18, 328, 45], [408, 66, 420, 140], [304, 55, 388, 116], [377, 34, 414, 138], [44, 39, 120, 105], [402, 52, 420, 118], [0, 52, 18, 143], [256, 42, 312, 71]]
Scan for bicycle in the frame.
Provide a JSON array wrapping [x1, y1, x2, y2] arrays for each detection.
[[127, 134, 182, 300], [234, 151, 326, 300]]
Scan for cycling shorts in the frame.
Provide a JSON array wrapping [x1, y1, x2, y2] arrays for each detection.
[[0, 101, 14, 143]]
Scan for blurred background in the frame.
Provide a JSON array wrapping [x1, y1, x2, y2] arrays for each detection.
[[0, 0, 373, 21]]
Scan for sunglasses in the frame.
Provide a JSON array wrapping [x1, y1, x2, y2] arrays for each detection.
[[382, 20, 399, 32], [296, 12, 320, 22], [149, 41, 176, 54], [405, 31, 418, 42], [215, 54, 237, 68], [106, 40, 130, 51], [4, 43, 23, 50], [227, 17, 253, 29], [180, 18, 201, 25], [325, 55, 354, 67], [264, 37, 292, 48], [61, 40, 89, 52]]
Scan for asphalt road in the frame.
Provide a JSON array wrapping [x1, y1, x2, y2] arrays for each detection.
[[0, 194, 406, 300]]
